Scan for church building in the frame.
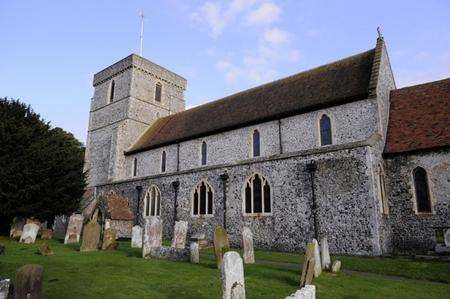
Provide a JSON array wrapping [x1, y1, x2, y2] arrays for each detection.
[[83, 37, 450, 255]]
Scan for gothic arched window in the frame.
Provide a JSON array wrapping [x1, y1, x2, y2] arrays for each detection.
[[252, 130, 260, 157], [161, 151, 166, 173], [133, 157, 138, 177], [201, 141, 207, 166], [243, 173, 271, 215], [155, 82, 162, 102], [192, 180, 214, 216], [109, 80, 115, 103], [320, 114, 332, 146], [144, 185, 161, 217], [413, 167, 432, 213]]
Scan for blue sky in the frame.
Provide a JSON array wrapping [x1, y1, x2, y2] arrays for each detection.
[[1, 0, 449, 143]]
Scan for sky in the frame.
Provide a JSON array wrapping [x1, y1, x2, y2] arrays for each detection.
[[1, 0, 449, 143]]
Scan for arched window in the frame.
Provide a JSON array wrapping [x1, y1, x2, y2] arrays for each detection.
[[201, 141, 207, 166], [243, 173, 271, 215], [144, 185, 161, 217], [155, 82, 162, 102], [161, 151, 166, 173], [252, 130, 260, 157], [319, 114, 332, 146], [192, 180, 214, 216], [133, 157, 137, 177], [376, 164, 389, 214], [109, 80, 115, 103], [413, 167, 431, 213]]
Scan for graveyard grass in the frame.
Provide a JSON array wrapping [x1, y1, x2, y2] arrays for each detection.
[[1, 237, 449, 298]]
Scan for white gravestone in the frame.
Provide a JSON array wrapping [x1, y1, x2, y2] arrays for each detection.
[[221, 251, 246, 299], [320, 237, 331, 270], [142, 217, 162, 258], [19, 223, 40, 244], [190, 242, 199, 263], [285, 285, 316, 299], [0, 279, 10, 299], [242, 227, 255, 264], [312, 239, 321, 278], [171, 221, 188, 249], [444, 229, 450, 247], [64, 214, 84, 244], [131, 225, 143, 248]]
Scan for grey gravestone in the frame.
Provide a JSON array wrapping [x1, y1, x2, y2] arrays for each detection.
[[221, 251, 245, 299], [80, 221, 101, 252], [444, 229, 450, 247], [142, 217, 162, 258], [14, 264, 43, 299], [10, 217, 26, 239], [40, 229, 53, 240], [312, 239, 321, 278], [190, 242, 199, 264], [131, 225, 143, 248], [53, 215, 68, 239], [214, 225, 230, 269], [320, 237, 331, 270], [285, 285, 316, 299], [0, 279, 10, 299], [146, 246, 190, 261], [242, 227, 255, 264], [64, 214, 84, 244], [171, 221, 188, 249], [19, 223, 40, 244], [102, 228, 118, 250], [300, 243, 315, 287], [331, 260, 341, 273]]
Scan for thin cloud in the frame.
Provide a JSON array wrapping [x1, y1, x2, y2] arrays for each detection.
[[245, 2, 281, 25]]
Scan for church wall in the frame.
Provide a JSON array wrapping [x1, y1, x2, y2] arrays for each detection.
[[91, 69, 133, 111]]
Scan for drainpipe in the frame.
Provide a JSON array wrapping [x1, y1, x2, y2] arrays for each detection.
[[219, 172, 229, 230], [135, 186, 142, 226], [172, 180, 180, 223], [306, 161, 319, 240]]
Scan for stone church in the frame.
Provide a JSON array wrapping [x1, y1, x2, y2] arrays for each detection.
[[83, 37, 450, 255]]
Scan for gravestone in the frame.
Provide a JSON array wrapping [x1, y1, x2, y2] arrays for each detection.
[[131, 225, 143, 248], [331, 260, 341, 273], [19, 223, 40, 244], [285, 285, 316, 299], [221, 251, 245, 299], [190, 233, 208, 249], [14, 264, 43, 299], [312, 239, 321, 278], [320, 237, 331, 270], [242, 227, 255, 264], [102, 228, 118, 250], [214, 225, 230, 268], [171, 221, 188, 249], [38, 243, 53, 256], [64, 214, 84, 244], [190, 242, 199, 264], [10, 217, 26, 239], [53, 215, 68, 239], [0, 279, 10, 299], [80, 221, 101, 252], [444, 229, 450, 247], [40, 229, 53, 240], [146, 246, 190, 261], [300, 243, 316, 287], [142, 218, 163, 258]]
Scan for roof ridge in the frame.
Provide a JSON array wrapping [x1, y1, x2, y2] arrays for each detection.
[[367, 37, 385, 97], [393, 77, 450, 92]]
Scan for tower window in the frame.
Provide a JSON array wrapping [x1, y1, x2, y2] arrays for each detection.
[[192, 180, 214, 216], [244, 173, 271, 215], [319, 114, 332, 146], [252, 129, 260, 157], [109, 80, 115, 103], [161, 151, 166, 173], [413, 167, 432, 213], [155, 82, 162, 102], [144, 185, 161, 217], [133, 157, 137, 177], [201, 141, 207, 166]]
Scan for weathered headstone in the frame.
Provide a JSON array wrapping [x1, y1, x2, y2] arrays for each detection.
[[444, 229, 450, 247], [102, 228, 118, 250], [80, 221, 101, 252], [10, 217, 26, 239], [146, 246, 190, 261], [190, 242, 199, 264], [285, 285, 316, 299], [40, 229, 53, 240], [312, 239, 321, 278], [38, 243, 53, 256], [104, 219, 111, 230], [331, 260, 341, 273], [19, 223, 40, 244], [131, 225, 143, 248], [142, 217, 163, 258], [221, 251, 245, 299], [53, 215, 68, 239], [14, 264, 43, 299], [242, 227, 255, 264], [214, 225, 230, 268], [190, 233, 208, 249], [320, 237, 331, 270], [300, 243, 315, 287], [64, 214, 84, 244], [0, 279, 10, 299], [171, 221, 188, 249]]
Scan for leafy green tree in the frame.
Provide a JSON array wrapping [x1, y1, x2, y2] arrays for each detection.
[[0, 98, 86, 233]]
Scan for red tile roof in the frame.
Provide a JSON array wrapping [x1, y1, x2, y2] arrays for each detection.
[[384, 78, 450, 154], [104, 191, 134, 221]]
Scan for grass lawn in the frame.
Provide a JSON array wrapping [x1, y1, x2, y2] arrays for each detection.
[[0, 236, 449, 298]]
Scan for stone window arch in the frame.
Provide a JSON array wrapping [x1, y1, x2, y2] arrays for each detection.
[[109, 80, 115, 103], [155, 82, 162, 102], [243, 173, 272, 215], [132, 157, 138, 177], [144, 185, 161, 217], [252, 129, 260, 157], [192, 180, 214, 216], [201, 141, 207, 166], [413, 166, 432, 213], [161, 151, 166, 173], [319, 114, 332, 146]]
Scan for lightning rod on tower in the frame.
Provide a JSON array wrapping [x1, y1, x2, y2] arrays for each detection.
[[139, 9, 145, 56]]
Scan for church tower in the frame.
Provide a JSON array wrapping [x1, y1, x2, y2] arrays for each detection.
[[84, 54, 187, 186]]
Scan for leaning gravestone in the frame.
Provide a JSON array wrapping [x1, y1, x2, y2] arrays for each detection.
[[221, 251, 245, 299], [171, 221, 188, 249], [0, 278, 10, 299], [80, 221, 101, 252], [190, 242, 199, 264], [14, 264, 43, 299], [285, 285, 316, 299], [19, 223, 40, 244], [64, 214, 84, 244], [40, 229, 53, 240], [312, 239, 321, 278], [10, 217, 26, 239], [142, 218, 163, 258], [320, 237, 331, 270], [300, 242, 316, 287], [102, 228, 118, 250], [131, 225, 143, 248], [53, 215, 68, 239], [444, 229, 450, 247], [214, 225, 230, 269], [242, 227, 255, 264]]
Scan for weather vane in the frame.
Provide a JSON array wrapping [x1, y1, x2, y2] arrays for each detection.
[[377, 26, 383, 38], [139, 9, 145, 56]]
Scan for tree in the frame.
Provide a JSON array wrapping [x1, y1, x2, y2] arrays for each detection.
[[0, 98, 86, 233]]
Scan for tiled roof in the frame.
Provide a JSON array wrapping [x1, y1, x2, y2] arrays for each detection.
[[104, 191, 134, 221], [126, 47, 378, 154], [384, 78, 450, 154]]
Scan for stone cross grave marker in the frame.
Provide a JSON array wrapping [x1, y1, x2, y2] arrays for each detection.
[[142, 217, 163, 258], [80, 220, 101, 252], [171, 221, 188, 249], [131, 225, 143, 248], [102, 228, 118, 250], [300, 242, 316, 287], [214, 225, 230, 269], [242, 227, 255, 264], [221, 251, 246, 299], [190, 242, 199, 263], [320, 237, 331, 270], [19, 223, 40, 244], [14, 264, 43, 299], [64, 214, 84, 244], [312, 239, 322, 277]]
